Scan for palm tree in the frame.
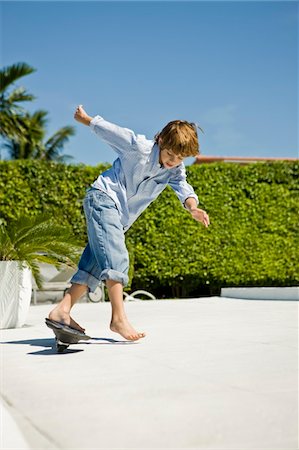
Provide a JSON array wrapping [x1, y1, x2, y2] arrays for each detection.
[[1, 62, 75, 162], [3, 110, 47, 159], [0, 215, 83, 287], [4, 110, 75, 162], [0, 62, 36, 140]]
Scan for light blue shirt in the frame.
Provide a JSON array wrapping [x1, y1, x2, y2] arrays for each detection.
[[90, 116, 199, 231]]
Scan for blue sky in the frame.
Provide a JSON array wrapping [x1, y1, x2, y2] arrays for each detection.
[[1, 1, 298, 165]]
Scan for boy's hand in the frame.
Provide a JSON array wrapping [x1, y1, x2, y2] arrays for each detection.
[[74, 105, 93, 126], [189, 208, 210, 227]]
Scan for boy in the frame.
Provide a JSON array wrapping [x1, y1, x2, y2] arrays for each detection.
[[48, 105, 210, 341]]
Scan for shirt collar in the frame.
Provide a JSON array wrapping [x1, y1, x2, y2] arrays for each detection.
[[152, 142, 165, 170]]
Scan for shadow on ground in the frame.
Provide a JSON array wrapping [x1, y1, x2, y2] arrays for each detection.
[[1, 337, 137, 355]]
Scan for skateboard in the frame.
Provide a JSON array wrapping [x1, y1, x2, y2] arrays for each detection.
[[45, 318, 91, 353]]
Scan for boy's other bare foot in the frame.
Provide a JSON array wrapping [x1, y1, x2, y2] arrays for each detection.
[[110, 318, 146, 341], [48, 309, 85, 333]]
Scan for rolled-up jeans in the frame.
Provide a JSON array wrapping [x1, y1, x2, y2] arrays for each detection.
[[70, 188, 129, 291]]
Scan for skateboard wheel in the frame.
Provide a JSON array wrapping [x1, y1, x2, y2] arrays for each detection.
[[57, 343, 69, 353], [55, 338, 69, 353]]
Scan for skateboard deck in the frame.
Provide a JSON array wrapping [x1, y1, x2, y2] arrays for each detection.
[[45, 318, 91, 353]]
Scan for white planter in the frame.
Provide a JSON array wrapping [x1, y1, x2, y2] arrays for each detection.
[[0, 261, 32, 329]]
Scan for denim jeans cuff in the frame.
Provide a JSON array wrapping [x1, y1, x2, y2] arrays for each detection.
[[100, 269, 129, 287], [70, 269, 100, 292]]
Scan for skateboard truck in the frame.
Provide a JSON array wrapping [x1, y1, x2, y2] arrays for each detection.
[[45, 318, 91, 353]]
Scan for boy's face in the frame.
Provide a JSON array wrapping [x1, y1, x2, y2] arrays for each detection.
[[158, 138, 184, 169]]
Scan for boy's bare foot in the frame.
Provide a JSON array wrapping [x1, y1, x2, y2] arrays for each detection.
[[48, 309, 85, 333], [110, 318, 146, 341]]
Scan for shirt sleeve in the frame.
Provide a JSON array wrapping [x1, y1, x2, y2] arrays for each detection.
[[89, 115, 138, 155], [168, 164, 199, 208]]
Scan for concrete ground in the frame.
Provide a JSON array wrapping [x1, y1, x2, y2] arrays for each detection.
[[0, 297, 298, 450]]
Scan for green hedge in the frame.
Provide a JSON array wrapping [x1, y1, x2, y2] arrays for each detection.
[[0, 160, 298, 297], [0, 161, 110, 237]]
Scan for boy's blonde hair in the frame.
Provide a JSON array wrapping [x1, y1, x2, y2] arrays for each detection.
[[155, 120, 201, 157]]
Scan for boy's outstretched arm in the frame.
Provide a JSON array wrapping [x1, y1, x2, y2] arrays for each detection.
[[184, 197, 210, 228], [73, 104, 138, 154], [168, 166, 210, 228]]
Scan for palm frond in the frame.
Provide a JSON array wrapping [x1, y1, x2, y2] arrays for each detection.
[[0, 63, 37, 142], [44, 126, 75, 160], [2, 138, 22, 159], [23, 258, 43, 288], [2, 110, 49, 158], [1, 215, 84, 286], [0, 112, 27, 139], [0, 62, 36, 93], [7, 86, 36, 105], [29, 110, 48, 129], [53, 154, 74, 163], [0, 227, 14, 260]]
